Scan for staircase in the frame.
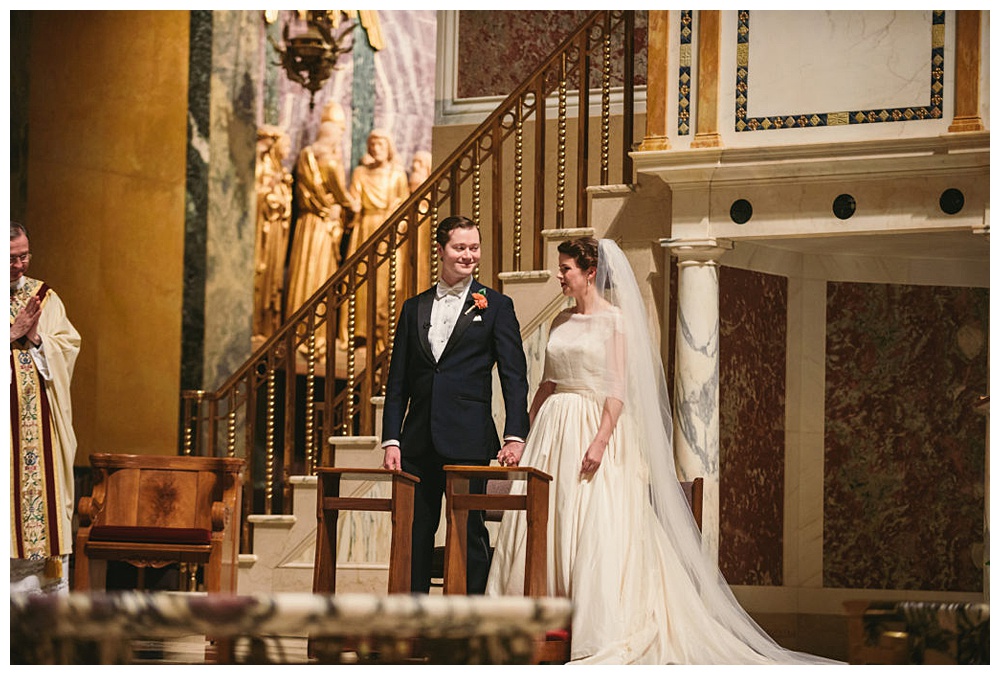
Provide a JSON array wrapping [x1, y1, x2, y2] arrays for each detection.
[[180, 10, 648, 594]]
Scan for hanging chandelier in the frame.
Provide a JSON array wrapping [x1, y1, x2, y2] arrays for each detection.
[[267, 11, 356, 110]]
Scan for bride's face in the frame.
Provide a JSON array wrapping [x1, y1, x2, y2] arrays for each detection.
[[556, 253, 592, 299]]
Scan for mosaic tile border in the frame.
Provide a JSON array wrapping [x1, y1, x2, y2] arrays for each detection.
[[677, 10, 693, 135], [735, 10, 945, 132]]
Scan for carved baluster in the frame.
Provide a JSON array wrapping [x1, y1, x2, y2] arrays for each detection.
[[226, 398, 237, 457], [305, 329, 316, 474], [513, 107, 524, 270], [601, 23, 612, 184], [430, 202, 440, 283], [385, 226, 399, 396], [345, 287, 357, 434], [265, 364, 277, 514], [472, 148, 482, 227], [557, 53, 568, 228]]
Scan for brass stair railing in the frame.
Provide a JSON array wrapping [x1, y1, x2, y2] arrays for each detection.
[[181, 10, 641, 541]]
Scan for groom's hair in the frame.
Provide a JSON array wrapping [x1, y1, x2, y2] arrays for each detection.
[[436, 215, 479, 247]]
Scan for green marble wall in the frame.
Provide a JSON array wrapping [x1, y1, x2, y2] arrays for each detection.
[[182, 10, 263, 390]]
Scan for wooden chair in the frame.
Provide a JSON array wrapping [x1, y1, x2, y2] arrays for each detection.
[[74, 453, 245, 593]]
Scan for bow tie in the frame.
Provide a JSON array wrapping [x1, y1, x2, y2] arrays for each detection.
[[436, 282, 467, 300]]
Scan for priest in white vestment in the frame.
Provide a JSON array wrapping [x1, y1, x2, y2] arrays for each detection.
[[10, 221, 81, 594]]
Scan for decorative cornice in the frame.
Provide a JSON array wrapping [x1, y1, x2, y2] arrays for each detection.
[[662, 237, 735, 263], [633, 132, 989, 187]]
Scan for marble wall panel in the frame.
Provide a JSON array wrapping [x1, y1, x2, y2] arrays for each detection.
[[181, 10, 212, 391], [372, 11, 437, 172], [824, 282, 988, 592], [203, 10, 261, 390], [719, 266, 787, 586], [180, 10, 263, 391], [735, 10, 945, 132], [456, 10, 647, 100]]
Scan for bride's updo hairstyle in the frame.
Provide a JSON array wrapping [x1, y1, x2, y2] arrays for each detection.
[[557, 236, 599, 272]]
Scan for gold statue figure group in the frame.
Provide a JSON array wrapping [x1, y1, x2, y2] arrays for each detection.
[[252, 99, 431, 362]]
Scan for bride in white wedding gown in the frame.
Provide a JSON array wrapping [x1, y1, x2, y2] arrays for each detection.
[[487, 237, 838, 665]]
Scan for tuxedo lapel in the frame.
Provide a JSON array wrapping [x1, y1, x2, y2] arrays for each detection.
[[439, 281, 482, 362], [416, 289, 435, 363]]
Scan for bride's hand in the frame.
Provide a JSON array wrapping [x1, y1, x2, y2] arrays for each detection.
[[580, 439, 607, 476]]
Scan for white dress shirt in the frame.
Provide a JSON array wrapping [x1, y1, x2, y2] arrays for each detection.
[[428, 277, 471, 361]]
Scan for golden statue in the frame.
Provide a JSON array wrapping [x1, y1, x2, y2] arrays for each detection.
[[409, 150, 434, 289], [285, 102, 356, 359], [408, 150, 432, 194], [338, 128, 410, 351], [252, 125, 294, 339]]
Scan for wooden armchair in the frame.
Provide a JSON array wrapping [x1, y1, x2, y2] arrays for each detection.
[[74, 453, 245, 593]]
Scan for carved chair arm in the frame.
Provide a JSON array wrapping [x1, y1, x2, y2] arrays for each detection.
[[77, 496, 94, 527], [211, 502, 231, 531]]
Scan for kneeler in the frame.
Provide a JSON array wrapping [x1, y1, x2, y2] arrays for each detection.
[[308, 468, 420, 662], [441, 465, 568, 664], [442, 472, 705, 664]]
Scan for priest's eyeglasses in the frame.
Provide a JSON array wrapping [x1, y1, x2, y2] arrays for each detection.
[[10, 253, 32, 265]]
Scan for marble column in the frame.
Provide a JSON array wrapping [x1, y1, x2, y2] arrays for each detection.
[[662, 237, 732, 566], [350, 24, 376, 173]]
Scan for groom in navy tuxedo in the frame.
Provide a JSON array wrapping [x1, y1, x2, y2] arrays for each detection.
[[381, 215, 529, 593]]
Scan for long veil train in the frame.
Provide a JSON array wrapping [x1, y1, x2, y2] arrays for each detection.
[[594, 239, 837, 664]]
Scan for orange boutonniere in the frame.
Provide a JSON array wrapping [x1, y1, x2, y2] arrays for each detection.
[[465, 290, 488, 315]]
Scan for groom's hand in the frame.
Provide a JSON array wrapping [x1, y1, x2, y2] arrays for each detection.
[[498, 440, 525, 467], [383, 444, 402, 470]]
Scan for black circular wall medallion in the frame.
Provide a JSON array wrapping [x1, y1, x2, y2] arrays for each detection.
[[730, 199, 753, 225], [939, 188, 965, 215], [832, 193, 856, 220]]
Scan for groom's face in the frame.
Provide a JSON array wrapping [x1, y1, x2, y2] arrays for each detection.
[[438, 226, 481, 286]]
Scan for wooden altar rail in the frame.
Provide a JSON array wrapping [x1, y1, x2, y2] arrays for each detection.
[[10, 591, 573, 665], [179, 10, 640, 543]]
